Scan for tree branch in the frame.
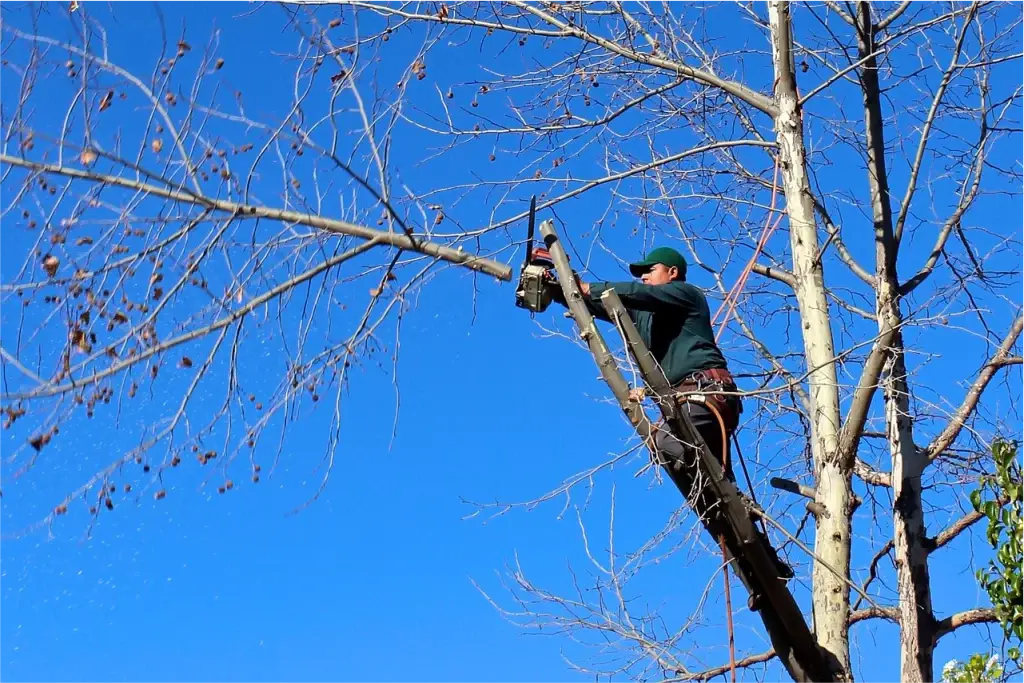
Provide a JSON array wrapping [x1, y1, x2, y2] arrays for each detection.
[[850, 605, 899, 624], [854, 458, 892, 487], [931, 509, 984, 552], [670, 649, 776, 681], [926, 315, 1024, 463], [934, 608, 998, 641], [349, 1, 777, 115], [876, 1, 914, 32], [837, 324, 899, 466], [751, 262, 796, 287], [893, 3, 979, 246], [811, 194, 875, 284], [0, 154, 513, 281]]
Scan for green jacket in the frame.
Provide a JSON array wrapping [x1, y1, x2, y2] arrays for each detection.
[[581, 280, 728, 386]]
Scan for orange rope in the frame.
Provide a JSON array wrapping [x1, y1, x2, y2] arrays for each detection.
[[714, 157, 784, 342], [687, 397, 736, 683]]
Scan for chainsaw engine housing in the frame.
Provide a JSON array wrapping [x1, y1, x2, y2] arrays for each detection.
[[515, 264, 553, 313]]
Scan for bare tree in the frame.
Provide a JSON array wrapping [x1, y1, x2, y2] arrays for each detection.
[[2, 2, 1021, 681]]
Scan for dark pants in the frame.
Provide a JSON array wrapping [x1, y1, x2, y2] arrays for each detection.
[[650, 392, 794, 582], [652, 399, 736, 481]]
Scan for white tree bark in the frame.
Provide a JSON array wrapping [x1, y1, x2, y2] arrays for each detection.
[[768, 3, 852, 677]]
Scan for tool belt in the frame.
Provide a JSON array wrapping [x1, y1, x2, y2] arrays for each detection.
[[674, 367, 742, 433]]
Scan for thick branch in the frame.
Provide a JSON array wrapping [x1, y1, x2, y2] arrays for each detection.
[[926, 315, 1024, 463], [850, 606, 899, 624], [876, 2, 914, 31], [837, 324, 898, 465], [931, 510, 983, 552], [673, 649, 776, 681], [853, 458, 892, 487], [751, 262, 796, 287], [934, 608, 998, 641], [0, 154, 513, 281]]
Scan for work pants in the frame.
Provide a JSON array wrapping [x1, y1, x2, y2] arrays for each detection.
[[652, 398, 737, 482]]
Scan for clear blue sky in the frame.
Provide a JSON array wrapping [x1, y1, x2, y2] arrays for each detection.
[[1, 2, 1019, 682]]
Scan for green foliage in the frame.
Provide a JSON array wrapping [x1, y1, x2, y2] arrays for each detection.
[[968, 439, 1023, 668], [942, 654, 1003, 683]]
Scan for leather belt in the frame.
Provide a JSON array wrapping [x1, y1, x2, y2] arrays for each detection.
[[677, 367, 735, 388]]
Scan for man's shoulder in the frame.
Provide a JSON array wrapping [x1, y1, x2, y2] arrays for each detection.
[[666, 281, 707, 301]]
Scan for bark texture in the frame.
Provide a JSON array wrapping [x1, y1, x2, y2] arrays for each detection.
[[854, 5, 935, 679], [768, 3, 852, 677]]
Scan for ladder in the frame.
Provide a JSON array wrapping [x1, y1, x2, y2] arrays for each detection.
[[538, 219, 839, 683]]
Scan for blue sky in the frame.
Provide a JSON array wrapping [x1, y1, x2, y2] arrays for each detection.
[[1, 2, 1021, 681]]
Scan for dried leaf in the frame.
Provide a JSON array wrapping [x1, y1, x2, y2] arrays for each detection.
[[98, 90, 114, 112], [42, 254, 59, 277], [80, 148, 98, 166], [151, 138, 163, 154]]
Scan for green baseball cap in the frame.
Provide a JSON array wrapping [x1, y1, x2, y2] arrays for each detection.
[[629, 246, 688, 279]]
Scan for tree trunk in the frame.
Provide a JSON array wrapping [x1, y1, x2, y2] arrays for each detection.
[[854, 4, 935, 680], [768, 3, 852, 678]]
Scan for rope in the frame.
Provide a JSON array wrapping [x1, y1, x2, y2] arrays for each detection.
[[713, 157, 784, 341], [687, 397, 737, 683]]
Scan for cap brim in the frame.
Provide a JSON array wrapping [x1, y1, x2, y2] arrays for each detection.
[[629, 260, 654, 277]]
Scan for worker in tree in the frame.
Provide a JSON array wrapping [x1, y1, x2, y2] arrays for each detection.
[[548, 247, 741, 473], [546, 246, 793, 580]]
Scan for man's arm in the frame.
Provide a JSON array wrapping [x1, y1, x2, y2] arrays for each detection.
[[589, 281, 697, 313], [547, 278, 612, 321]]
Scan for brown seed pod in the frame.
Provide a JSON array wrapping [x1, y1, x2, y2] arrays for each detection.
[[155, 490, 166, 500], [328, 18, 341, 28], [42, 254, 60, 277]]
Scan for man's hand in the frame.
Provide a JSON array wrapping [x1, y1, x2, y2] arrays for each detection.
[[577, 277, 590, 296]]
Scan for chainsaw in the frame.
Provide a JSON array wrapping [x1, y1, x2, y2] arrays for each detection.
[[514, 196, 556, 313]]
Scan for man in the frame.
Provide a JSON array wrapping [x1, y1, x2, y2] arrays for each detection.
[[549, 246, 741, 479], [547, 246, 794, 581]]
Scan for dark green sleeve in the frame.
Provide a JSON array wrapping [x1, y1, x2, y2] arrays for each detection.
[[589, 281, 697, 313], [546, 281, 612, 321]]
